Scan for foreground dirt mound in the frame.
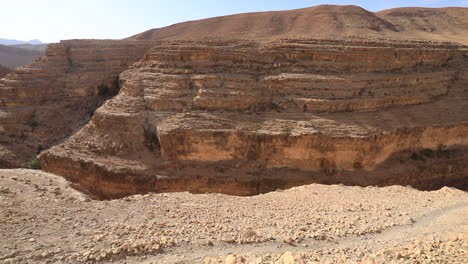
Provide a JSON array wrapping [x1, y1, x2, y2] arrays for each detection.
[[130, 5, 468, 45], [38, 39, 468, 198], [0, 169, 467, 263]]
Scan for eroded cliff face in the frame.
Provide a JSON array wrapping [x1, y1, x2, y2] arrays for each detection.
[[38, 39, 468, 199], [0, 40, 153, 167]]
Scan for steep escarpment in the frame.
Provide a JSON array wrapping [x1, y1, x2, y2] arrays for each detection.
[[0, 40, 153, 167], [39, 39, 468, 198]]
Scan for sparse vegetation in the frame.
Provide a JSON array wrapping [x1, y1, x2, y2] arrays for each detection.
[[112, 76, 120, 95], [143, 126, 159, 152], [98, 84, 110, 96], [410, 145, 451, 162], [27, 158, 41, 170], [26, 113, 39, 129], [36, 145, 44, 154]]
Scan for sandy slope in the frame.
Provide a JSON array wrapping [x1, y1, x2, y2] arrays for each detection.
[[0, 169, 466, 263]]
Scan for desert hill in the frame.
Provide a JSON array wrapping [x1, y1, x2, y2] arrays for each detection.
[[377, 7, 468, 44], [0, 44, 44, 68], [130, 5, 468, 44]]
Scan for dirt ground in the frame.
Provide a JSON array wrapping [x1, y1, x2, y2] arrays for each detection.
[[0, 169, 467, 263]]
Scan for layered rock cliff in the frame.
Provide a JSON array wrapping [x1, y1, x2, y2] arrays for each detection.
[[0, 40, 153, 167], [39, 39, 468, 198]]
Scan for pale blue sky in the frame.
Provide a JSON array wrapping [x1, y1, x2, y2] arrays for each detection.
[[1, 0, 467, 43]]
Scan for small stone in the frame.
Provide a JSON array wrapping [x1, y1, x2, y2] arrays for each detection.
[[359, 259, 376, 264]]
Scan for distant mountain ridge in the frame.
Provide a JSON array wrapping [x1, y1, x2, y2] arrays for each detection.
[[0, 44, 44, 69], [11, 43, 48, 52], [0, 38, 43, 45]]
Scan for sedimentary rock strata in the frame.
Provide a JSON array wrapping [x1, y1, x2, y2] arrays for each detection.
[[39, 39, 468, 198], [0, 40, 153, 167]]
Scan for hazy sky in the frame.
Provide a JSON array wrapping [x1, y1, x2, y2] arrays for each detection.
[[2, 0, 467, 43]]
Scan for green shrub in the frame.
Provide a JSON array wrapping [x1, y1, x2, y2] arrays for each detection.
[[143, 127, 159, 152], [98, 84, 109, 96], [27, 158, 41, 170]]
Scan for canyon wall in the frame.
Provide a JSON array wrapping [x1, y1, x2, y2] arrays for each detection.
[[0, 40, 153, 167], [39, 39, 468, 198]]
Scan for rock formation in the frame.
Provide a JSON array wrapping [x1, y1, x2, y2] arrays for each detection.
[[39, 39, 468, 198], [0, 5, 467, 198], [0, 40, 153, 167]]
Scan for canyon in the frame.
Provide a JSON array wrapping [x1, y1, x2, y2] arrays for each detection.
[[0, 4, 468, 264], [0, 5, 467, 199], [38, 39, 468, 198]]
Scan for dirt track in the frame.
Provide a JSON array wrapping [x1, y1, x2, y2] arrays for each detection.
[[0, 169, 467, 263]]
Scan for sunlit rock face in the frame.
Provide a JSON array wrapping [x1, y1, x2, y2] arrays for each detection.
[[38, 39, 468, 198]]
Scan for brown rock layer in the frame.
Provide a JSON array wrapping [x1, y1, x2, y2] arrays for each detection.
[[39, 39, 468, 199], [0, 40, 153, 167], [0, 65, 12, 79]]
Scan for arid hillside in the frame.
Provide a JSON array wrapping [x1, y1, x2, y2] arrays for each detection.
[[0, 169, 467, 263], [0, 44, 44, 69], [377, 7, 468, 44], [130, 5, 468, 45]]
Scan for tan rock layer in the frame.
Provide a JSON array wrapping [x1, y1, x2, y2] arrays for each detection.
[[39, 39, 468, 198], [124, 40, 463, 113]]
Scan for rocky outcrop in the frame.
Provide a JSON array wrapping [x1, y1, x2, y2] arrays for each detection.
[[0, 40, 153, 167], [39, 39, 468, 198]]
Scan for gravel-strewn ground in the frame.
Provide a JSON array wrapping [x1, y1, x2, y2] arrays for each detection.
[[0, 169, 467, 264]]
